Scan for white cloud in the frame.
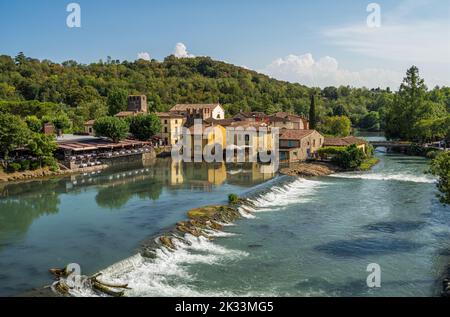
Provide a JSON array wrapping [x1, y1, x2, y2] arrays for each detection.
[[137, 52, 151, 61], [174, 42, 195, 58], [324, 21, 450, 65], [261, 53, 403, 89], [321, 0, 450, 86]]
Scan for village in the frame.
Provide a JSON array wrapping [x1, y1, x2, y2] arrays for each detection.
[[52, 94, 368, 174]]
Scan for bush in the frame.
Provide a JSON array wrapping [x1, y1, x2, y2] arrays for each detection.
[[426, 150, 439, 160], [228, 194, 239, 205], [30, 161, 40, 170], [333, 144, 365, 169], [19, 160, 31, 171], [429, 152, 450, 205], [7, 162, 21, 173], [42, 156, 58, 171]]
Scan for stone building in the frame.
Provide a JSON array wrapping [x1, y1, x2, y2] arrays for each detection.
[[279, 129, 324, 162], [170, 104, 225, 126]]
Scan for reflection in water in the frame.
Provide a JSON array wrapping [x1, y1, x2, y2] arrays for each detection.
[[0, 159, 275, 248], [0, 180, 62, 248]]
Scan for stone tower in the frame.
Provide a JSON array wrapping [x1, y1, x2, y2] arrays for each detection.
[[128, 95, 148, 113]]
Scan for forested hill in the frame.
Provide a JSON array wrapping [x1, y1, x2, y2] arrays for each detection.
[[0, 53, 449, 134]]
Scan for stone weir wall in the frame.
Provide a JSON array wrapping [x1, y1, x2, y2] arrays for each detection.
[[103, 151, 156, 167]]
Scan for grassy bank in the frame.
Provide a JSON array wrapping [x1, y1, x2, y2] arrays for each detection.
[[358, 158, 380, 171]]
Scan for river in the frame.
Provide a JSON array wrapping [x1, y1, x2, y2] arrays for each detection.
[[0, 144, 449, 297]]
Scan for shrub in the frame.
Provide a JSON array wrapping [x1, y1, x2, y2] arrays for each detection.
[[228, 193, 239, 205], [426, 150, 439, 160], [19, 160, 31, 171], [429, 152, 450, 205], [30, 161, 40, 170], [7, 162, 21, 173]]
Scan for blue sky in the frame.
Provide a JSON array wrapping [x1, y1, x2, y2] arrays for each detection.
[[1, 0, 449, 88]]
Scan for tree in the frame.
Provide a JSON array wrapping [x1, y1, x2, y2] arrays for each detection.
[[0, 113, 30, 160], [429, 152, 450, 205], [25, 115, 42, 133], [28, 133, 58, 168], [107, 88, 128, 115], [385, 66, 444, 140], [93, 117, 129, 142], [320, 116, 352, 137], [360, 112, 381, 131], [129, 114, 161, 141], [52, 113, 71, 133], [309, 92, 317, 129]]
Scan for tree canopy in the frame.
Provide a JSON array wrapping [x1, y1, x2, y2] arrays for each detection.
[[129, 114, 161, 141], [93, 116, 129, 142]]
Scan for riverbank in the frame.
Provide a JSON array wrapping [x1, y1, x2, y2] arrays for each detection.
[[280, 157, 380, 177], [0, 164, 107, 183], [280, 161, 342, 177]]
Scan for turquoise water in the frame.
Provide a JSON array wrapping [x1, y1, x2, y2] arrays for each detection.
[[0, 160, 274, 296], [1, 149, 449, 297]]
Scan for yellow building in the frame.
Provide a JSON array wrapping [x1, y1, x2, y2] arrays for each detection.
[[189, 124, 227, 157], [156, 112, 186, 146]]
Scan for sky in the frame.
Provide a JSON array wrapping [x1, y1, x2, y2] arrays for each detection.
[[0, 0, 449, 89]]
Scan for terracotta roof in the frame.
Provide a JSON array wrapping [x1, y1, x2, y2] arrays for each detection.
[[324, 136, 367, 147], [170, 103, 222, 112], [279, 129, 317, 140], [234, 112, 268, 118], [115, 111, 145, 118], [188, 124, 224, 134], [156, 112, 185, 119], [204, 118, 236, 126], [229, 121, 269, 129]]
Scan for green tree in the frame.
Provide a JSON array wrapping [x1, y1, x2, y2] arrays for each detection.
[[25, 115, 42, 133], [385, 66, 444, 140], [320, 116, 352, 137], [93, 116, 129, 142], [309, 92, 317, 129], [28, 133, 58, 168], [360, 112, 381, 131], [0, 113, 30, 160], [129, 114, 162, 141], [429, 152, 450, 205], [107, 88, 128, 116]]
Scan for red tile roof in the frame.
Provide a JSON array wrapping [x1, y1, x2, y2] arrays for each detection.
[[170, 104, 222, 112], [324, 136, 367, 147], [279, 129, 317, 140], [156, 112, 185, 119]]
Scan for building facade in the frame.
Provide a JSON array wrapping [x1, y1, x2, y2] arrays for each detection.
[[170, 104, 225, 126], [279, 129, 324, 162], [155, 112, 186, 146]]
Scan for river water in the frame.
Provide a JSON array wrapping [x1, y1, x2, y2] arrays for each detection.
[[0, 145, 449, 297]]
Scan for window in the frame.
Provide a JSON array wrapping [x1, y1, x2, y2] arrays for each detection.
[[175, 120, 178, 124], [164, 120, 168, 124], [164, 127, 168, 133]]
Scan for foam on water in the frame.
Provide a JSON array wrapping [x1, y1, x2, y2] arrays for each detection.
[[329, 172, 436, 183], [70, 177, 325, 297], [70, 233, 249, 297], [248, 178, 327, 210]]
